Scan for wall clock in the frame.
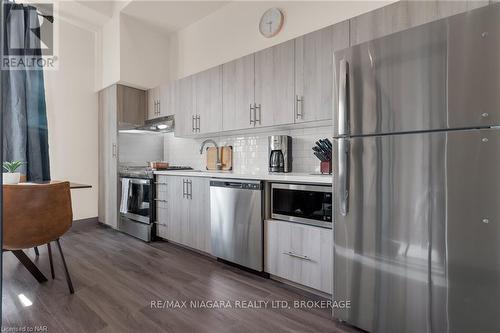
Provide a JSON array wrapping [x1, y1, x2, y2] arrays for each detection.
[[259, 8, 284, 38]]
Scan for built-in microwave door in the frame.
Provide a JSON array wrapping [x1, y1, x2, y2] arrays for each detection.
[[271, 183, 332, 228], [120, 178, 151, 224]]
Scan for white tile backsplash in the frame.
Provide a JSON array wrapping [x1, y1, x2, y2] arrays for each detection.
[[164, 126, 332, 174]]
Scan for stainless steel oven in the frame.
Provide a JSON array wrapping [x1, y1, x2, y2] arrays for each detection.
[[271, 183, 332, 228], [119, 177, 154, 241]]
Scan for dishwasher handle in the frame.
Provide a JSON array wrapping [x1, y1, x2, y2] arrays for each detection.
[[210, 180, 262, 190]]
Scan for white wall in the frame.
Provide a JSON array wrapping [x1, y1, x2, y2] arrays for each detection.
[[120, 14, 170, 89], [172, 0, 393, 79], [44, 19, 98, 220], [99, 14, 121, 90], [96, 13, 170, 90]]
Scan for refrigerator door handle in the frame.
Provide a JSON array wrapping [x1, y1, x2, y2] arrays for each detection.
[[338, 59, 349, 136], [338, 138, 350, 216]]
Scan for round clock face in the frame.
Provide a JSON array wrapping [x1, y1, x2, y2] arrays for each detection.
[[259, 8, 284, 38]]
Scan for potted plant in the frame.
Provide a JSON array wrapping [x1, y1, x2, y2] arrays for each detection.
[[3, 161, 24, 184]]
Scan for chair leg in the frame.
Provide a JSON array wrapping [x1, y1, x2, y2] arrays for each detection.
[[47, 242, 55, 279], [34, 246, 39, 256], [55, 239, 74, 294]]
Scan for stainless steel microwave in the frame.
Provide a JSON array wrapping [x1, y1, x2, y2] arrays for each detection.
[[271, 183, 332, 228]]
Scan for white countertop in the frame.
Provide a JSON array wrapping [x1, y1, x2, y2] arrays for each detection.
[[154, 170, 332, 184]]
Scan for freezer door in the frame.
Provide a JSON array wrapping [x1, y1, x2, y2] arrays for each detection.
[[333, 128, 500, 333], [333, 4, 500, 137]]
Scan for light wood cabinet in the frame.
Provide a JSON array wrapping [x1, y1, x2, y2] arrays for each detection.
[[222, 54, 255, 131], [156, 175, 211, 254], [174, 76, 196, 137], [117, 85, 146, 127], [295, 21, 349, 123], [159, 81, 178, 117], [147, 86, 160, 119], [265, 220, 332, 294], [254, 39, 295, 127], [194, 66, 222, 135], [349, 0, 489, 46], [98, 85, 119, 229]]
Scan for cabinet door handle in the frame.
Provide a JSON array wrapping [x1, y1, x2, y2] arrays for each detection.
[[249, 104, 255, 125], [255, 104, 261, 125], [154, 199, 167, 203], [112, 143, 117, 157], [157, 100, 160, 115], [188, 180, 193, 199], [154, 182, 168, 185], [296, 95, 303, 120], [196, 115, 200, 133], [191, 116, 195, 133], [283, 251, 313, 262], [182, 179, 186, 198]]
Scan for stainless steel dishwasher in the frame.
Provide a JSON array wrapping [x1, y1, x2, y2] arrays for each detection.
[[210, 179, 263, 271]]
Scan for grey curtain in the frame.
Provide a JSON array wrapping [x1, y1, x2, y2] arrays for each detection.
[[2, 3, 50, 181]]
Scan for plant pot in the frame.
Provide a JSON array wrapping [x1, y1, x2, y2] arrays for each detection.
[[3, 172, 20, 184]]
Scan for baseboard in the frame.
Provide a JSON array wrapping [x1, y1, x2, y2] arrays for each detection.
[[74, 217, 98, 224]]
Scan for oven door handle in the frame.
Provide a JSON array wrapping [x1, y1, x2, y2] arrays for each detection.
[[127, 178, 150, 185]]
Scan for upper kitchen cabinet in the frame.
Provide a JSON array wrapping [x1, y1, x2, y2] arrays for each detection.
[[117, 85, 146, 128], [295, 21, 349, 123], [254, 39, 295, 127], [147, 83, 177, 120], [349, 0, 489, 46], [194, 66, 223, 134], [159, 81, 178, 117], [222, 54, 255, 131], [175, 75, 196, 137], [147, 86, 160, 120]]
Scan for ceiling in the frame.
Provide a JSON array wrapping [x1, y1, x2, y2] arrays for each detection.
[[58, 0, 229, 33], [121, 1, 229, 34]]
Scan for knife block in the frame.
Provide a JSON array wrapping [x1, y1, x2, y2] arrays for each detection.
[[320, 160, 332, 174]]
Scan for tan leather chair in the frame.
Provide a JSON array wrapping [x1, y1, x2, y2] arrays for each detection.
[[3, 181, 75, 293]]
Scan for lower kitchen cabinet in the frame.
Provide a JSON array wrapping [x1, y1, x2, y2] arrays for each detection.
[[265, 219, 333, 294], [155, 175, 211, 254]]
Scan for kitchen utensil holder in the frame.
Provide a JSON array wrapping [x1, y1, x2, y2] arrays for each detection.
[[320, 160, 332, 175]]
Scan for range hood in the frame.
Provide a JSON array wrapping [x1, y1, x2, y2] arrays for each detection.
[[119, 115, 175, 134]]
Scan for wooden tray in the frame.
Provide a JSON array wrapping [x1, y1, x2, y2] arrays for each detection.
[[206, 146, 232, 171]]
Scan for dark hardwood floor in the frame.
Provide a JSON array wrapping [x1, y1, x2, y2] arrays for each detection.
[[2, 220, 360, 333]]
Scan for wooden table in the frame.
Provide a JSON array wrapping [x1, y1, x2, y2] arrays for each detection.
[[7, 181, 91, 283]]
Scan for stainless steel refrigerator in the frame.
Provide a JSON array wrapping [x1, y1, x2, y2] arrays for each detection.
[[333, 5, 500, 333]]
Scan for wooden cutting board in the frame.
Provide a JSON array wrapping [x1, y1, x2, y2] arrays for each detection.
[[206, 146, 232, 171]]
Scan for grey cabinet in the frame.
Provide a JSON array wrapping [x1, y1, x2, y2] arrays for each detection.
[[175, 76, 196, 137], [222, 54, 255, 131], [265, 220, 332, 294], [175, 67, 223, 137], [254, 39, 295, 127], [194, 66, 223, 135], [349, 0, 489, 46], [159, 81, 178, 117], [98, 85, 119, 229], [295, 21, 349, 123], [117, 85, 146, 128], [156, 175, 211, 254]]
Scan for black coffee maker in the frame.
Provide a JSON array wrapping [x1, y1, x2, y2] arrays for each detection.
[[268, 135, 292, 173]]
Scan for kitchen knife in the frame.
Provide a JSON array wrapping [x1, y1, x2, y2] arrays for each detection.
[[324, 138, 333, 150], [316, 140, 331, 159], [313, 151, 327, 162]]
